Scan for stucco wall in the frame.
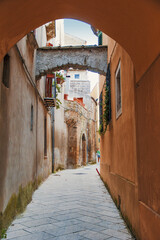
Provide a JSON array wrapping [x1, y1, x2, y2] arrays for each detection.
[[136, 55, 160, 240], [54, 83, 68, 170], [100, 31, 160, 239], [100, 36, 139, 237], [0, 37, 52, 214]]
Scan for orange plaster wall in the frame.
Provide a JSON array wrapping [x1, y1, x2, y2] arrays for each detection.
[[100, 37, 139, 237], [103, 42, 137, 183], [100, 32, 160, 239], [139, 202, 160, 240], [136, 55, 160, 240]]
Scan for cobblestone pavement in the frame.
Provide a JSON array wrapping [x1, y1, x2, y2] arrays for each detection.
[[5, 164, 135, 240]]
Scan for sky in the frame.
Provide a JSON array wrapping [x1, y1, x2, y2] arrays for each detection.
[[64, 19, 98, 45], [64, 19, 99, 91]]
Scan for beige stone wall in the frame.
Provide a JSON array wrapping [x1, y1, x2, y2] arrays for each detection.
[[53, 83, 68, 171], [0, 36, 52, 213], [90, 84, 100, 150]]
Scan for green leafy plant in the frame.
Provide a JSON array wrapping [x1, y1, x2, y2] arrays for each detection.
[[0, 228, 7, 239], [56, 72, 65, 84], [99, 80, 111, 135], [103, 81, 110, 132], [56, 72, 65, 80], [98, 123, 104, 135], [53, 82, 62, 109]]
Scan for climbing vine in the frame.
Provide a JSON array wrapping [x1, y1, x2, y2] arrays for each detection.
[[98, 64, 111, 135], [103, 81, 111, 130]]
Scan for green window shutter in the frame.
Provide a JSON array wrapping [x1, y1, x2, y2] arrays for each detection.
[[98, 32, 103, 45]]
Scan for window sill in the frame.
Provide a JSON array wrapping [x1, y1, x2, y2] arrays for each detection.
[[116, 110, 122, 120]]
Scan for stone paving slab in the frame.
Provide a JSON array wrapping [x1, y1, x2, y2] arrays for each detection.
[[4, 165, 135, 240]]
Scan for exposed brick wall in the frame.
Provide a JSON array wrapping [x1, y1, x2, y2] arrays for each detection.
[[64, 99, 96, 168]]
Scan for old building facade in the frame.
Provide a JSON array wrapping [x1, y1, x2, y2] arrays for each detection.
[[0, 29, 53, 229], [53, 27, 97, 171], [64, 97, 96, 168], [99, 32, 160, 240], [53, 81, 97, 171], [0, 1, 160, 238]]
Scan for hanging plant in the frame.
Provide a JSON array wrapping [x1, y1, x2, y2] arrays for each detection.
[[52, 81, 62, 109], [56, 72, 65, 84]]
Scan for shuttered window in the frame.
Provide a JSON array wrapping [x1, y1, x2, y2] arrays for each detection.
[[98, 32, 103, 46], [45, 74, 54, 97]]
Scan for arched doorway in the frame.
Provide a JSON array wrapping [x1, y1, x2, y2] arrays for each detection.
[[82, 133, 87, 165]]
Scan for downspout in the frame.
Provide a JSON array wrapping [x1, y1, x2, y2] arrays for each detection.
[[86, 127, 89, 164], [51, 107, 54, 173], [36, 94, 38, 184]]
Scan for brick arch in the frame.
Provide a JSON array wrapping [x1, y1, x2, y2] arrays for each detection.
[[0, 0, 159, 81]]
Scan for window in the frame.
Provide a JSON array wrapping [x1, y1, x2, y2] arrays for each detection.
[[30, 105, 33, 131], [44, 117, 47, 156], [45, 74, 54, 97], [74, 74, 80, 79], [115, 61, 122, 119], [2, 54, 10, 88]]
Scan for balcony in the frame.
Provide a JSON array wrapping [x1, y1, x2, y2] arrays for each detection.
[[44, 97, 56, 108]]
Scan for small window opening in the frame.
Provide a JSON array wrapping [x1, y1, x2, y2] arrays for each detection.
[[74, 74, 80, 79], [30, 105, 33, 131], [44, 117, 47, 156], [2, 54, 10, 88], [115, 61, 122, 119]]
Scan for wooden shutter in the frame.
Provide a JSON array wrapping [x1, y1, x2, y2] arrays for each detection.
[[45, 74, 54, 97]]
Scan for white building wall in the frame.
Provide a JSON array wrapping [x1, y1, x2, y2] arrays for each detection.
[[54, 19, 64, 46], [64, 33, 86, 46], [67, 70, 87, 80], [35, 25, 47, 47], [54, 82, 68, 170]]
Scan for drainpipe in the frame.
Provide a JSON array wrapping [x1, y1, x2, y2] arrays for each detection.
[[51, 107, 54, 173], [52, 75, 57, 172], [36, 93, 38, 184], [86, 128, 89, 164]]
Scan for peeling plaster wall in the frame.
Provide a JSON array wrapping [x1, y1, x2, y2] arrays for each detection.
[[54, 84, 68, 170], [0, 36, 52, 214]]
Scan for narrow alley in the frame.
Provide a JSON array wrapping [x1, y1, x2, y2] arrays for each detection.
[[5, 165, 134, 240]]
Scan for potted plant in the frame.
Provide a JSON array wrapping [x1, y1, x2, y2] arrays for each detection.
[[56, 72, 65, 84]]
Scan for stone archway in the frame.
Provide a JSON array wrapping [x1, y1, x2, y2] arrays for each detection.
[[36, 46, 108, 79], [0, 0, 159, 81], [82, 133, 87, 166]]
